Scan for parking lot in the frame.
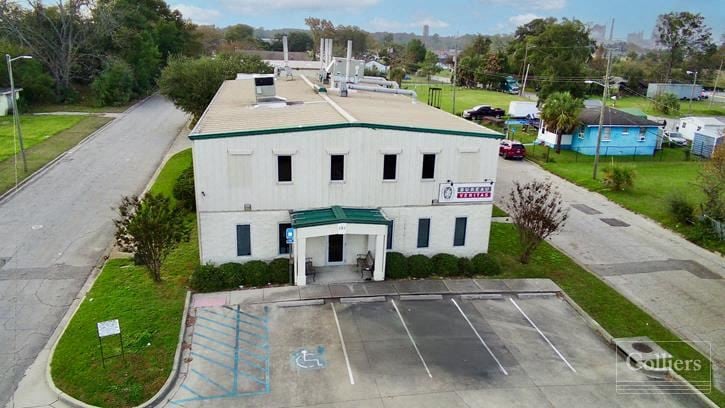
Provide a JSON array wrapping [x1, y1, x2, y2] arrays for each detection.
[[167, 294, 708, 407]]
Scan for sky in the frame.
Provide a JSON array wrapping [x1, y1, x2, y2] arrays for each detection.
[[172, 0, 724, 41]]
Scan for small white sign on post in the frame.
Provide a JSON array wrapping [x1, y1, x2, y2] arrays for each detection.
[[97, 319, 121, 338]]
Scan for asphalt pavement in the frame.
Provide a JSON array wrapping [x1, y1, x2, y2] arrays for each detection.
[[495, 157, 725, 390], [0, 95, 187, 407]]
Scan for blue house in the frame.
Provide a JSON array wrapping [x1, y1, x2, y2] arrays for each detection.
[[537, 107, 663, 156]]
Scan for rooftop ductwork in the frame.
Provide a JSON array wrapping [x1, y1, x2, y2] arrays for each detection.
[[347, 83, 417, 103]]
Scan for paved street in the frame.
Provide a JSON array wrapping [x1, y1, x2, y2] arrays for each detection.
[[0, 95, 187, 407], [495, 158, 725, 390]]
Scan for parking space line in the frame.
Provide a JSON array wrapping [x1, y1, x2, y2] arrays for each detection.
[[331, 303, 355, 385], [197, 315, 237, 330], [509, 298, 576, 373], [190, 368, 229, 393], [194, 332, 236, 350], [391, 299, 433, 378], [451, 299, 509, 376]]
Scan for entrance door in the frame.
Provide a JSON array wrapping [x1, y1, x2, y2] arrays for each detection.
[[327, 234, 344, 263]]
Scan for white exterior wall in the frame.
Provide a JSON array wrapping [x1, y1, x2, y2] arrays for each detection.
[[537, 127, 572, 147], [678, 118, 725, 141], [193, 127, 499, 266]]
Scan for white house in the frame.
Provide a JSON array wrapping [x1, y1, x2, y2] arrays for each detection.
[[677, 116, 725, 141], [0, 88, 22, 117], [364, 60, 388, 74], [190, 72, 502, 286]]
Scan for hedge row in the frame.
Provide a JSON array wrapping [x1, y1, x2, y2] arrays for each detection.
[[386, 252, 501, 279], [191, 258, 290, 293]]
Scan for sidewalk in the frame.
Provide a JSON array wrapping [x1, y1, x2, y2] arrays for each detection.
[[496, 158, 725, 389]]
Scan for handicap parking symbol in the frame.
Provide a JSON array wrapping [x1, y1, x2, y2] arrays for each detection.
[[291, 346, 326, 370]]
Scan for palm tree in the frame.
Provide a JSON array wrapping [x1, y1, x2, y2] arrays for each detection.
[[540, 92, 583, 153]]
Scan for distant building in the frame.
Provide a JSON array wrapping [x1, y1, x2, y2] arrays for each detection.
[[0, 88, 22, 117], [364, 60, 388, 74], [537, 107, 663, 156], [590, 24, 606, 43], [626, 31, 655, 49], [677, 117, 725, 141], [423, 24, 429, 46]]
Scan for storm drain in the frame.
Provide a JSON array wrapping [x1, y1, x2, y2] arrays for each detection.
[[571, 204, 602, 215], [600, 218, 630, 227]]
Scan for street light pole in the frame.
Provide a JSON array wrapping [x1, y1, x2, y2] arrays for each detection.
[[709, 60, 722, 108], [687, 70, 698, 114], [6, 54, 32, 173], [591, 49, 612, 180]]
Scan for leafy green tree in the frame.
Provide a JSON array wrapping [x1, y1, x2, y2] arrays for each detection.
[[700, 144, 725, 222], [159, 54, 272, 124], [271, 31, 314, 52], [121, 32, 162, 94], [0, 39, 54, 104], [461, 35, 491, 58], [418, 50, 440, 80], [114, 194, 190, 282], [224, 24, 254, 43], [475, 53, 503, 89], [651, 92, 680, 115], [540, 92, 583, 153], [405, 38, 427, 71], [91, 58, 135, 106], [388, 66, 405, 86], [655, 12, 713, 83]]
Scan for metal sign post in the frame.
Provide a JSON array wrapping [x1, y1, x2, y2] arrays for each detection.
[[97, 319, 125, 368], [286, 228, 295, 284]]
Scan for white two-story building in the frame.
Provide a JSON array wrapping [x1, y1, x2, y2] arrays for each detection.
[[190, 72, 502, 285]]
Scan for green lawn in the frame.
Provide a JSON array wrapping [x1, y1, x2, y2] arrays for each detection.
[[403, 82, 529, 116], [488, 223, 722, 405], [29, 103, 133, 114], [149, 149, 192, 208], [51, 149, 197, 407], [0, 115, 84, 161], [0, 115, 112, 194], [613, 96, 725, 118], [526, 146, 724, 255]]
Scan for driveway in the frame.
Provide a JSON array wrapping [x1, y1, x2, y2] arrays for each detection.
[[0, 95, 187, 407], [495, 157, 725, 390]]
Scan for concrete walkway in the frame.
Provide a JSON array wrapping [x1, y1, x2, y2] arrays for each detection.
[[495, 157, 725, 389]]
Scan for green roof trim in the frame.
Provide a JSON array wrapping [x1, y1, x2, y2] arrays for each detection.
[[291, 206, 390, 228], [189, 122, 503, 141]]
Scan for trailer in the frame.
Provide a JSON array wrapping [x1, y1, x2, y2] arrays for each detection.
[[646, 83, 704, 100], [691, 130, 724, 158]]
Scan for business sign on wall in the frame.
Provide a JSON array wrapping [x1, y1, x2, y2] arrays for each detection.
[[438, 181, 495, 203]]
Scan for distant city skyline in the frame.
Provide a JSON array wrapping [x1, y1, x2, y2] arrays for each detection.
[[172, 0, 724, 42]]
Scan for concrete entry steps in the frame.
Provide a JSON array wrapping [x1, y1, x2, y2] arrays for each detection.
[[191, 278, 562, 308]]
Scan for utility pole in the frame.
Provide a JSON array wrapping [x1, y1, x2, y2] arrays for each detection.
[[592, 49, 612, 180], [710, 59, 723, 107], [6, 54, 30, 173], [687, 70, 698, 114], [519, 43, 529, 96], [452, 37, 458, 115], [521, 63, 531, 99]]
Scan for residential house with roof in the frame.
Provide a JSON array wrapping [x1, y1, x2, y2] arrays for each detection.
[[190, 72, 502, 285], [677, 116, 725, 141], [537, 107, 663, 156]]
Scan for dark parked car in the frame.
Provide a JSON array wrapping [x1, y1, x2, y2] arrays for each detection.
[[499, 140, 526, 160], [463, 105, 505, 120]]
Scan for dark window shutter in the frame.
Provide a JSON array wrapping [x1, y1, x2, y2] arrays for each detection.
[[417, 218, 430, 248], [387, 221, 394, 250], [236, 225, 251, 256], [454, 217, 467, 246]]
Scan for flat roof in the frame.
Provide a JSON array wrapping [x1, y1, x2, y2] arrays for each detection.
[[290, 206, 389, 228], [190, 72, 501, 140]]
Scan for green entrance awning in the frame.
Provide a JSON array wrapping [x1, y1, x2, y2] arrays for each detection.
[[290, 206, 389, 228]]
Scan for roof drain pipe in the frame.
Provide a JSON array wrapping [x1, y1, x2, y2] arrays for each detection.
[[282, 35, 292, 80], [347, 84, 417, 104], [339, 40, 352, 97], [359, 76, 399, 89]]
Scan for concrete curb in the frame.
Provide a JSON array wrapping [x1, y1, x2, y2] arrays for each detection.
[[0, 94, 154, 205], [559, 291, 719, 408]]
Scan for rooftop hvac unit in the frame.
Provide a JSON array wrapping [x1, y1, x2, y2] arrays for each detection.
[[254, 74, 276, 102]]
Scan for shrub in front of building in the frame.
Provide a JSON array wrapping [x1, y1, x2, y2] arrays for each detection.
[[268, 258, 291, 284], [241, 260, 270, 287], [191, 264, 228, 292], [471, 253, 502, 276], [458, 257, 475, 277], [385, 252, 408, 279], [407, 254, 434, 278], [432, 253, 459, 277], [219, 262, 244, 287], [173, 167, 196, 211]]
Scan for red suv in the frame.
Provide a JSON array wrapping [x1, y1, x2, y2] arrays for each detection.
[[499, 140, 526, 160]]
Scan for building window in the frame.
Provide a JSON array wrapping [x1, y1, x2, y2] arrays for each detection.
[[421, 154, 436, 179], [417, 218, 430, 248], [453, 217, 467, 247], [681, 122, 686, 128], [383, 154, 397, 180], [386, 221, 393, 250], [639, 128, 647, 141], [602, 128, 612, 142], [330, 155, 344, 181], [621, 128, 629, 136], [278, 223, 291, 254], [277, 155, 292, 182], [578, 128, 584, 140], [236, 225, 251, 256]]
